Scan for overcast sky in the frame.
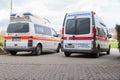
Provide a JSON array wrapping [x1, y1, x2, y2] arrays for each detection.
[[0, 0, 120, 32]]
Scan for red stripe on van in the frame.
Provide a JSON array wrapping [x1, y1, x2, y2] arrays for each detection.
[[62, 37, 67, 40], [69, 36, 93, 40], [63, 36, 93, 40]]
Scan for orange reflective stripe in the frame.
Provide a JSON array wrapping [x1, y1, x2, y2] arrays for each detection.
[[5, 36, 60, 42], [21, 36, 29, 40], [33, 37, 60, 42], [96, 37, 108, 41], [5, 36, 12, 40]]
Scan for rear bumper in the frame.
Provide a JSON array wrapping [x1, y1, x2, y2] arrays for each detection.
[[4, 47, 35, 52], [62, 49, 97, 53]]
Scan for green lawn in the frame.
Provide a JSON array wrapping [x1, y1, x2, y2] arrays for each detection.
[[110, 42, 118, 48], [0, 34, 4, 46]]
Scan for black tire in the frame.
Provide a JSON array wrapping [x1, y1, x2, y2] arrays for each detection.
[[10, 51, 17, 55], [56, 44, 61, 53], [64, 52, 71, 57], [35, 45, 42, 55], [107, 45, 110, 55], [93, 46, 100, 58]]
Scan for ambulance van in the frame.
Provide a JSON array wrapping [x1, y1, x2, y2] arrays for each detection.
[[4, 13, 61, 55], [61, 11, 111, 58]]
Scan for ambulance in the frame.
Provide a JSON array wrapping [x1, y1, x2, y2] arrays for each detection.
[[61, 11, 111, 58], [4, 13, 61, 55]]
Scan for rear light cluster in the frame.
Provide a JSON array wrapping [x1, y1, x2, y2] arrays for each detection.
[[92, 26, 95, 37], [28, 36, 33, 47], [28, 36, 33, 43], [61, 28, 64, 39]]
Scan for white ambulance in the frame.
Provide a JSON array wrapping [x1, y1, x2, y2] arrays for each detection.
[[4, 13, 61, 55], [61, 11, 111, 58]]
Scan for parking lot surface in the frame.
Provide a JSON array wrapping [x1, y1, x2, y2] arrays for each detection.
[[0, 49, 120, 80]]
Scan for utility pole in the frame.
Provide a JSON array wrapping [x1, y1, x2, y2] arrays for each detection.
[[10, 0, 12, 14]]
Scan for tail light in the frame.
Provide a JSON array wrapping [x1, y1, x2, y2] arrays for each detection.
[[28, 36, 33, 47], [92, 26, 95, 37], [62, 28, 64, 39], [28, 36, 33, 43]]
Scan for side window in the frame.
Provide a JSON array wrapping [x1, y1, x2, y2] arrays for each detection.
[[38, 25, 44, 34], [34, 24, 38, 33], [104, 28, 108, 37], [34, 24, 44, 34], [99, 28, 106, 37], [96, 27, 104, 37], [96, 27, 99, 36], [96, 27, 101, 37], [52, 29, 58, 37], [102, 29, 106, 37], [44, 27, 52, 36]]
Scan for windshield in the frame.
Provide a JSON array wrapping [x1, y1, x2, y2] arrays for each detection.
[[7, 23, 29, 33], [65, 18, 90, 35]]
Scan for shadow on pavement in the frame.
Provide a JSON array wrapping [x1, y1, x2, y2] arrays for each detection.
[[9, 51, 57, 57], [70, 53, 106, 58]]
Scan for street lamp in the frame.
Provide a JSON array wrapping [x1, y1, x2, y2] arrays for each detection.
[[10, 0, 12, 14]]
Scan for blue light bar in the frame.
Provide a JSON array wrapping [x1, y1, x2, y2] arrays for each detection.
[[67, 13, 90, 17], [10, 13, 16, 17], [23, 13, 33, 16]]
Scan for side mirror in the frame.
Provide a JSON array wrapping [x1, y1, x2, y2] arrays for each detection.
[[53, 34, 59, 37], [108, 34, 112, 38]]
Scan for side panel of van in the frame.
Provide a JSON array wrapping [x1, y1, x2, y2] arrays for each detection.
[[94, 16, 110, 51]]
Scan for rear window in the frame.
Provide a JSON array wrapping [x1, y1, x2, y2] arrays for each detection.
[[66, 19, 76, 34], [7, 23, 29, 33], [76, 18, 90, 34], [65, 18, 90, 35]]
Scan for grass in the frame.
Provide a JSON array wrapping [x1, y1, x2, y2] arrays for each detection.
[[0, 34, 4, 46], [110, 42, 118, 48]]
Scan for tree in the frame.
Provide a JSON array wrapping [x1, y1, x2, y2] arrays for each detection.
[[115, 24, 120, 51]]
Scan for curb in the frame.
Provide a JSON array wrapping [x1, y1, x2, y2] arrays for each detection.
[[0, 46, 7, 55], [0, 53, 7, 55]]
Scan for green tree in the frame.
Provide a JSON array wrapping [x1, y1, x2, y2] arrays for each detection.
[[115, 24, 120, 51]]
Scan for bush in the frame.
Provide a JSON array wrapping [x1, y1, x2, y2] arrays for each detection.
[[115, 24, 120, 50], [0, 42, 3, 46], [110, 42, 118, 48]]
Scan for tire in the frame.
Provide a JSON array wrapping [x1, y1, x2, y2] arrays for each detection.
[[64, 52, 71, 57], [35, 45, 42, 55], [93, 46, 100, 58], [107, 45, 110, 55], [56, 44, 61, 53], [10, 51, 17, 55]]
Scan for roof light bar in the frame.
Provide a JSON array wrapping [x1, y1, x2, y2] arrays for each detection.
[[10, 13, 16, 17], [23, 13, 33, 16]]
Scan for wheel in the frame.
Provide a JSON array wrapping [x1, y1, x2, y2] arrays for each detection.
[[56, 44, 61, 53], [107, 45, 110, 55], [35, 45, 42, 55], [64, 52, 71, 57], [10, 51, 17, 55], [93, 46, 100, 58]]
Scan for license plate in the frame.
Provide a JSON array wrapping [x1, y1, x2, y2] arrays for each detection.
[[65, 44, 74, 48], [77, 44, 89, 48], [12, 37, 21, 41]]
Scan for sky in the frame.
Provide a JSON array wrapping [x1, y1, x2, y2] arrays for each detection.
[[0, 0, 120, 32]]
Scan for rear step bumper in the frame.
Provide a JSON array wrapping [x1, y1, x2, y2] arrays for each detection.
[[4, 47, 35, 51], [62, 48, 98, 53]]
